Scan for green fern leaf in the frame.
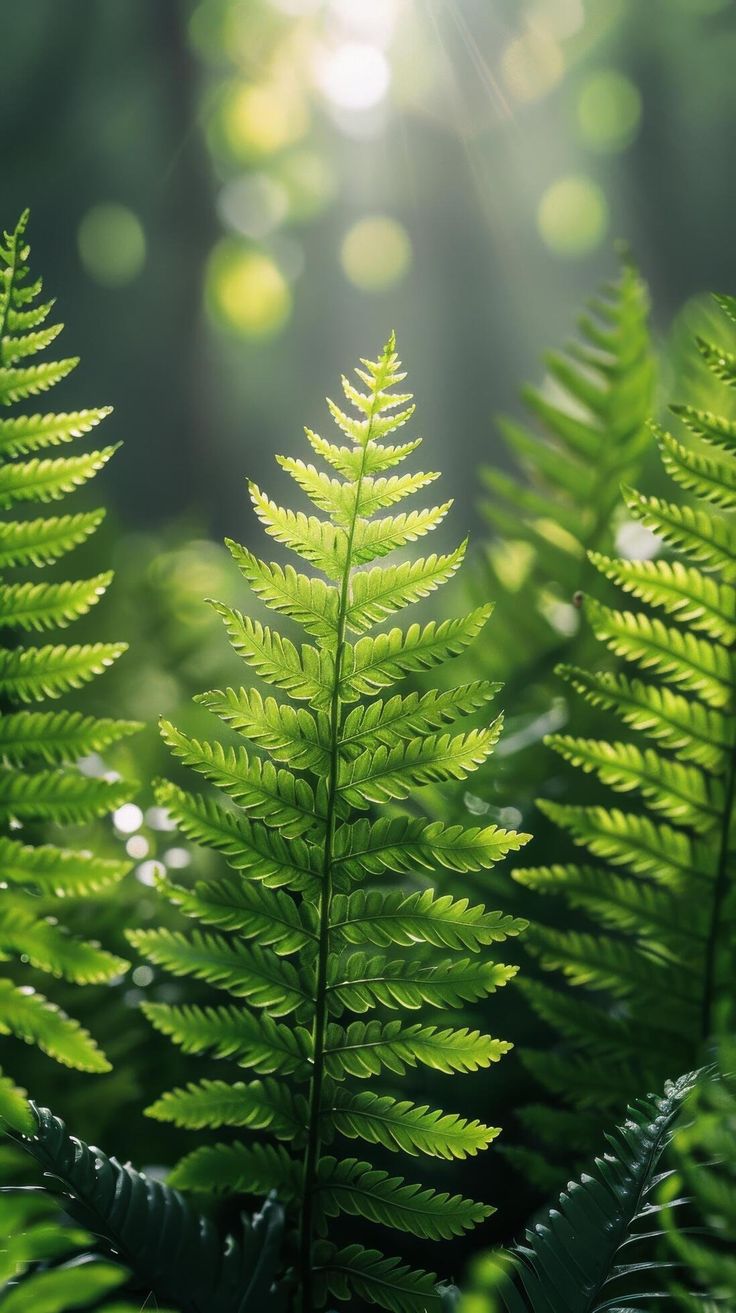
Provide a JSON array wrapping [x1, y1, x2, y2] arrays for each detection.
[[325, 1086, 500, 1160], [196, 686, 329, 771], [129, 928, 309, 1016], [314, 1156, 492, 1239], [338, 681, 500, 753], [324, 1019, 511, 1080], [0, 978, 109, 1072], [7, 1102, 287, 1313], [0, 836, 130, 894], [517, 300, 736, 1171], [332, 888, 525, 951], [343, 606, 493, 697], [314, 1242, 440, 1313], [0, 708, 141, 764], [0, 641, 127, 701], [345, 543, 468, 632], [162, 875, 315, 953], [589, 551, 736, 643], [153, 779, 319, 894], [141, 1000, 311, 1076], [546, 735, 720, 827], [211, 602, 334, 709], [134, 334, 524, 1306], [557, 663, 729, 772], [0, 357, 78, 405], [657, 424, 736, 507], [0, 211, 135, 1079], [146, 1077, 305, 1138], [0, 444, 119, 506], [494, 1075, 696, 1313], [0, 406, 112, 455], [169, 1140, 299, 1196], [226, 540, 339, 638], [159, 720, 325, 837], [584, 595, 731, 707], [0, 509, 106, 567], [0, 571, 114, 631]]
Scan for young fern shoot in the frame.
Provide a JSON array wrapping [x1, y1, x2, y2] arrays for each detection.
[[0, 211, 139, 1098], [132, 336, 529, 1312]]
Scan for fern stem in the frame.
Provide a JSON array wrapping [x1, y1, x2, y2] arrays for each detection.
[[298, 376, 382, 1313]]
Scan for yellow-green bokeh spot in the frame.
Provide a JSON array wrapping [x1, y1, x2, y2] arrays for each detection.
[[206, 239, 292, 339], [576, 70, 642, 154], [211, 78, 309, 163], [537, 175, 609, 258], [77, 204, 146, 287], [340, 216, 412, 292]]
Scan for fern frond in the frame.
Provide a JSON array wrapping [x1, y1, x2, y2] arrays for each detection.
[[0, 836, 130, 895], [334, 814, 528, 877], [323, 1019, 511, 1080], [169, 1140, 299, 1196], [314, 1242, 440, 1313], [196, 686, 328, 771], [332, 888, 524, 951], [345, 543, 468, 632], [6, 1102, 287, 1313], [159, 720, 325, 837], [326, 1086, 500, 1160], [134, 333, 524, 1305], [338, 681, 500, 752], [337, 721, 502, 806], [0, 571, 113, 631], [314, 1156, 491, 1239], [343, 606, 493, 697], [0, 978, 109, 1072], [0, 708, 141, 764], [141, 1000, 312, 1076], [0, 641, 127, 701], [153, 779, 320, 894], [584, 595, 731, 706], [162, 875, 315, 953], [488, 1075, 696, 1313], [0, 211, 135, 1077], [589, 551, 736, 643], [0, 406, 111, 454], [546, 734, 720, 827], [211, 602, 334, 709], [147, 1077, 305, 1138], [558, 663, 728, 772], [0, 444, 119, 506], [129, 928, 310, 1016], [0, 509, 105, 567], [519, 294, 736, 1171]]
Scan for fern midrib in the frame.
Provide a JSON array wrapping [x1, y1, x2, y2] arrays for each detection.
[[298, 386, 381, 1313]]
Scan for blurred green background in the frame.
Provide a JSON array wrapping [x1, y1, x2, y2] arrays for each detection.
[[4, 0, 736, 537], [3, 0, 736, 1284]]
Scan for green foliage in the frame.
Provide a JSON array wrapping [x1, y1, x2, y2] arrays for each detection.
[[0, 1141, 141, 1312], [132, 336, 529, 1310], [458, 257, 655, 810], [666, 1045, 736, 1309], [460, 1074, 695, 1313], [516, 294, 736, 1164], [3, 1102, 284, 1313], [0, 212, 139, 1088]]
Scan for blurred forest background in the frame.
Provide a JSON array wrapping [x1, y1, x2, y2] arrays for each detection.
[[2, 0, 736, 1284]]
